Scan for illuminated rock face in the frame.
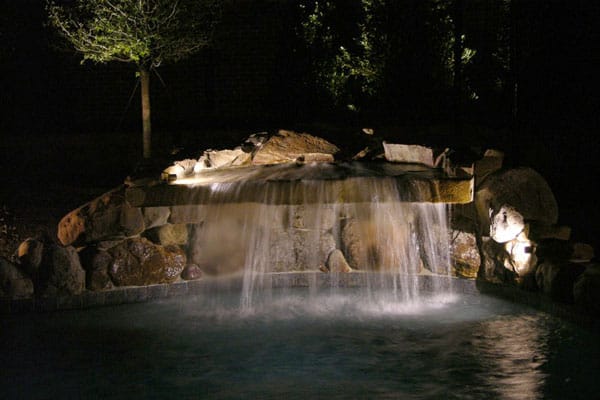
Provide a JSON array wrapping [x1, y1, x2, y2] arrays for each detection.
[[41, 131, 596, 307], [449, 230, 480, 279], [108, 238, 186, 286], [475, 167, 558, 237], [57, 186, 144, 247], [252, 129, 340, 165], [490, 205, 525, 244]]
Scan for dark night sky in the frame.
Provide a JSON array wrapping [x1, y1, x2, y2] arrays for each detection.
[[1, 0, 600, 247]]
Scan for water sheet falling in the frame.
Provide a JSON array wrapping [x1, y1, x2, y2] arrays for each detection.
[[185, 167, 453, 312]]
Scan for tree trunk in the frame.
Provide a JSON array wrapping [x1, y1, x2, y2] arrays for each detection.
[[140, 67, 152, 159]]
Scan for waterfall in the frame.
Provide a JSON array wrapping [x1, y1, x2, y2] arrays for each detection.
[[185, 166, 453, 311]]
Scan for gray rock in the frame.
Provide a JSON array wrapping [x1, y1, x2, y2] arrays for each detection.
[[535, 261, 585, 303], [142, 207, 171, 230], [473, 149, 504, 186], [382, 143, 435, 167], [79, 247, 114, 291], [0, 256, 34, 299], [16, 238, 44, 277], [42, 245, 86, 296], [573, 263, 600, 315], [181, 264, 203, 281], [480, 237, 517, 284]]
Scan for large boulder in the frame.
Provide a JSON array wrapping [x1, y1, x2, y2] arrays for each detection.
[[475, 167, 558, 238], [341, 217, 377, 270], [490, 205, 526, 243], [503, 234, 538, 277], [79, 246, 114, 291], [473, 149, 504, 186], [17, 237, 45, 277], [479, 237, 517, 284], [142, 207, 170, 230], [39, 245, 86, 296], [535, 261, 586, 303], [252, 130, 340, 165], [145, 224, 189, 247], [573, 263, 600, 315], [341, 213, 418, 272], [57, 186, 145, 246], [188, 214, 248, 276], [108, 238, 186, 286], [0, 257, 34, 299]]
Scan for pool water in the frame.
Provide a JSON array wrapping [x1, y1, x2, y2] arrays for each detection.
[[1, 288, 599, 399]]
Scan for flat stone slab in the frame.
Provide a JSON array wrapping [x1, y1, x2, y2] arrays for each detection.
[[126, 161, 474, 207]]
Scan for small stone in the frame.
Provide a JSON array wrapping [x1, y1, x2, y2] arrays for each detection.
[[326, 249, 352, 273], [181, 264, 203, 280]]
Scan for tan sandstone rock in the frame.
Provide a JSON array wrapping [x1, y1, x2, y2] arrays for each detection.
[[252, 130, 340, 165]]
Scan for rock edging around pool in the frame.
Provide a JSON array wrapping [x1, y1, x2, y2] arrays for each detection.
[[2, 274, 599, 333]]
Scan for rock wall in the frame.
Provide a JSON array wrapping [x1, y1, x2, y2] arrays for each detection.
[[3, 130, 598, 318]]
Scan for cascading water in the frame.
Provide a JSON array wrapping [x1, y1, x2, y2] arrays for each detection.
[[184, 163, 454, 312]]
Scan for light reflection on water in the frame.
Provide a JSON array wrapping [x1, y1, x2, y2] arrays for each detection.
[[1, 290, 598, 400]]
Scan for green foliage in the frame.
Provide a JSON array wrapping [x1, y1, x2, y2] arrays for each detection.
[[47, 0, 220, 68], [299, 0, 386, 111], [298, 0, 466, 114]]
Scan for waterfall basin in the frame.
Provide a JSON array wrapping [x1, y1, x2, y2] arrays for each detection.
[[2, 283, 599, 400]]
